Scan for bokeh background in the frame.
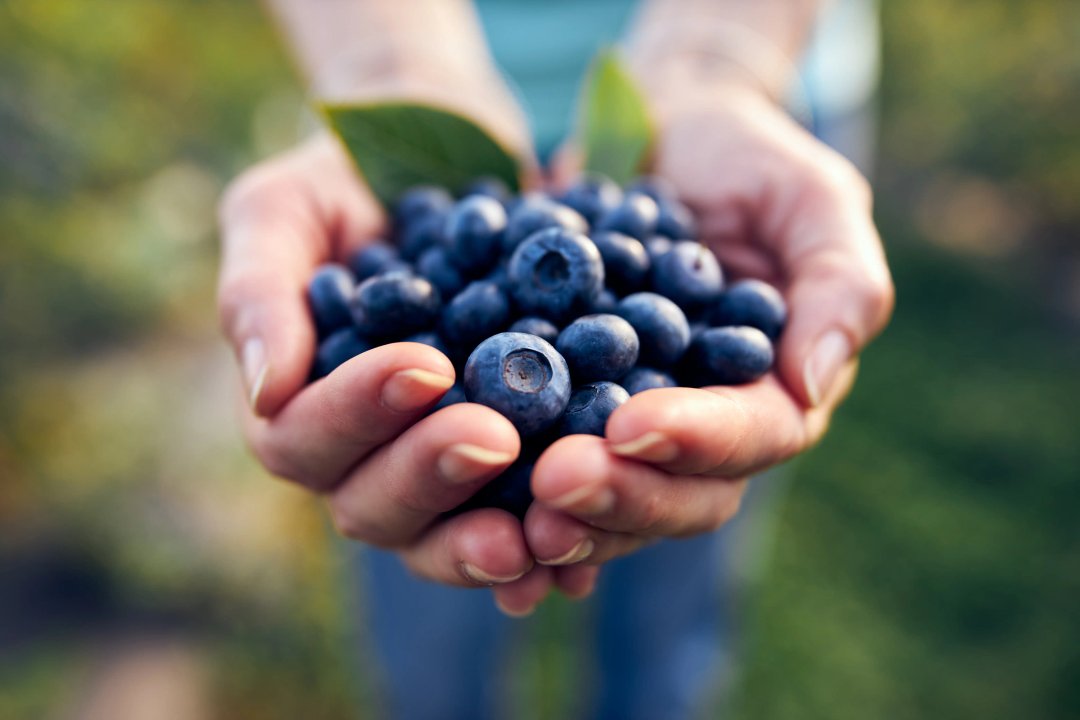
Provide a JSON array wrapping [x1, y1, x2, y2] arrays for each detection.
[[2, 1, 1078, 718]]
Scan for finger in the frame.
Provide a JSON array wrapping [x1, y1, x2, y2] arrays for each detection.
[[525, 503, 648, 567], [217, 136, 381, 417], [546, 142, 583, 191], [603, 370, 856, 478], [766, 154, 894, 407], [491, 565, 555, 617], [328, 403, 520, 547], [245, 342, 455, 491], [530, 436, 748, 536], [397, 508, 534, 588], [553, 565, 601, 600]]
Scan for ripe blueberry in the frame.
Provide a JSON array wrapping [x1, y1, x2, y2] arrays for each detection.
[[558, 173, 623, 225], [312, 327, 373, 378], [394, 185, 453, 226], [556, 314, 640, 383], [405, 330, 452, 358], [615, 292, 691, 367], [591, 289, 619, 314], [397, 210, 448, 261], [350, 270, 440, 338], [507, 228, 604, 322], [443, 195, 507, 275], [416, 246, 466, 299], [591, 230, 651, 295], [682, 326, 774, 386], [619, 367, 677, 395], [643, 235, 673, 263], [595, 191, 660, 240], [501, 197, 587, 255], [651, 241, 724, 312], [559, 381, 630, 437], [307, 263, 355, 336], [508, 317, 560, 345], [463, 332, 571, 436], [440, 280, 511, 349], [460, 460, 534, 519], [655, 199, 698, 241], [348, 242, 407, 281], [626, 175, 678, 205], [710, 279, 788, 340]]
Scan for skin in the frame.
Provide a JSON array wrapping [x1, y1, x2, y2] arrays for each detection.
[[221, 0, 894, 616]]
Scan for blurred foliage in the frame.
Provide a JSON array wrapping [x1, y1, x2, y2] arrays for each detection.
[[0, 0, 1078, 718]]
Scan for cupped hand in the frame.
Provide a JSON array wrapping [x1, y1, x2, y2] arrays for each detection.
[[218, 134, 541, 593], [496, 81, 894, 615]]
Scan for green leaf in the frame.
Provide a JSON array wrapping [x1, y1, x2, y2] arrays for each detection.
[[578, 49, 654, 185], [320, 102, 522, 208]]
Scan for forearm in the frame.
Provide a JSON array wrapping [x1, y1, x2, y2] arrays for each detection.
[[263, 0, 532, 155], [264, 0, 498, 99], [625, 0, 829, 107]]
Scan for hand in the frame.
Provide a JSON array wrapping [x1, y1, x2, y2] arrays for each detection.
[[495, 81, 894, 615], [217, 134, 553, 595]]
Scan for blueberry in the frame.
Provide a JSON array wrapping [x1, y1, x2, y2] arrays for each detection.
[[626, 175, 678, 205], [619, 367, 677, 395], [463, 332, 571, 436], [348, 242, 407, 281], [394, 185, 453, 226], [651, 241, 724, 312], [501, 197, 587, 255], [440, 280, 511, 349], [591, 230, 650, 295], [443, 195, 507, 275], [615, 292, 691, 368], [433, 382, 467, 411], [399, 209, 451, 261], [307, 263, 355, 336], [509, 317, 560, 345], [405, 330, 452, 357], [655, 199, 698, 241], [558, 173, 623, 225], [313, 327, 373, 378], [416, 246, 466, 299], [643, 235, 673, 263], [556, 314, 639, 383], [484, 262, 512, 293], [463, 176, 512, 206], [710, 279, 788, 340], [507, 228, 605, 322], [460, 460, 534, 520], [590, 288, 619, 314], [350, 270, 440, 338], [559, 381, 629, 437], [595, 192, 660, 240], [682, 326, 774, 385]]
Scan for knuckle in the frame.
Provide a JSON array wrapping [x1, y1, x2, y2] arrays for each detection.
[[634, 491, 668, 534], [249, 434, 300, 482], [329, 499, 399, 547]]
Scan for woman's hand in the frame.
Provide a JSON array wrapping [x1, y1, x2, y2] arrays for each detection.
[[216, 131, 550, 592], [497, 81, 894, 615]]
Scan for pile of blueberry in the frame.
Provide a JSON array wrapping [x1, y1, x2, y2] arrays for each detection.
[[306, 175, 787, 517]]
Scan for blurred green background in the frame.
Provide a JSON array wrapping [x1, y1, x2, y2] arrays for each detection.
[[1, 1, 1078, 718]]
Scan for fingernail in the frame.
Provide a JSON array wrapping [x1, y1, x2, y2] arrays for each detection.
[[804, 330, 852, 407], [241, 338, 269, 414], [547, 485, 616, 515], [381, 368, 455, 412], [437, 444, 516, 485], [539, 538, 594, 566], [460, 562, 526, 586], [494, 596, 535, 618], [609, 431, 679, 463]]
